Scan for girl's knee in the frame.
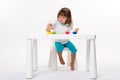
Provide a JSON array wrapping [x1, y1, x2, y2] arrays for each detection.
[[71, 49, 77, 54]]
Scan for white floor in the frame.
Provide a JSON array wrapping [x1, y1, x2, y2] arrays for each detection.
[[0, 63, 120, 80]]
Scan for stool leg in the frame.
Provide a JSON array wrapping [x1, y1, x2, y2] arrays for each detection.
[[86, 40, 90, 71], [32, 39, 38, 71], [49, 46, 57, 70], [89, 40, 97, 79], [67, 50, 71, 66], [26, 39, 33, 79], [48, 46, 53, 67]]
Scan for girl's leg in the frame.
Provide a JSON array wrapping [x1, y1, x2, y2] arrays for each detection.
[[70, 54, 76, 70], [57, 52, 65, 65], [64, 41, 77, 70], [55, 42, 65, 65]]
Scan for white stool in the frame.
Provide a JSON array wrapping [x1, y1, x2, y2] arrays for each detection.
[[48, 41, 78, 70]]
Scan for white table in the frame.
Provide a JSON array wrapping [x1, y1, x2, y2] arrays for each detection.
[[25, 34, 97, 79]]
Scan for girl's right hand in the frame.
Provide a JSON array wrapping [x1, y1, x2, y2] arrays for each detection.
[[46, 23, 53, 32]]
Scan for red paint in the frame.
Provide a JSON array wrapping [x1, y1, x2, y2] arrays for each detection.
[[65, 31, 70, 34]]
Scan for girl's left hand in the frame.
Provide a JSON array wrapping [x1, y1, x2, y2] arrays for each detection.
[[74, 28, 79, 32]]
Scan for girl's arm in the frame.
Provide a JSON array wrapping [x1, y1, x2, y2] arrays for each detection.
[[67, 22, 79, 32]]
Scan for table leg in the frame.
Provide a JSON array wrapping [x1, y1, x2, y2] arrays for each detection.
[[49, 46, 57, 70], [86, 39, 90, 71], [32, 39, 38, 71], [89, 39, 97, 79], [26, 39, 33, 78]]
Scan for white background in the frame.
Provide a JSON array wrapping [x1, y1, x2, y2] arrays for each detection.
[[0, 0, 120, 80]]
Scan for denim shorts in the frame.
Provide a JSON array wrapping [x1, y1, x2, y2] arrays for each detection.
[[55, 41, 77, 54]]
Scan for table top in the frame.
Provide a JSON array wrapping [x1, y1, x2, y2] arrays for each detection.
[[27, 34, 96, 40]]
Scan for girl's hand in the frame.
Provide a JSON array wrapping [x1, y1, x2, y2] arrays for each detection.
[[74, 28, 79, 32], [46, 23, 53, 32]]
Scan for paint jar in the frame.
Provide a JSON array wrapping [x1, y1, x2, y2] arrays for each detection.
[[65, 31, 70, 34], [73, 31, 77, 34]]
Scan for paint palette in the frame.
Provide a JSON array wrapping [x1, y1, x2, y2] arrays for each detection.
[[47, 31, 77, 34]]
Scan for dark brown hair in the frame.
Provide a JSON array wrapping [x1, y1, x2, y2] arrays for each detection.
[[57, 7, 72, 26]]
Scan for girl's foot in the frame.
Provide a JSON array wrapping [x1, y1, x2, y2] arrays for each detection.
[[59, 57, 65, 65], [70, 63, 74, 71]]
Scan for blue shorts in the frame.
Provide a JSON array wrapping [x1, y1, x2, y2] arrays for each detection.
[[55, 41, 77, 54]]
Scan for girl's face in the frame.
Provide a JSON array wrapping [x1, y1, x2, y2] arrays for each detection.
[[58, 15, 67, 24]]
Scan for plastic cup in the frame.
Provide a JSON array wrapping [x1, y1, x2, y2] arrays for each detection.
[[47, 32, 51, 34], [52, 32, 56, 34], [73, 32, 77, 34], [65, 31, 70, 34]]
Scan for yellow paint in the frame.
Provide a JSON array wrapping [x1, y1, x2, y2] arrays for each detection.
[[47, 32, 51, 34]]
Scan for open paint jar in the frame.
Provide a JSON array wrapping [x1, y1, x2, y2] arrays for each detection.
[[72, 31, 77, 34], [52, 31, 56, 34], [65, 31, 70, 34]]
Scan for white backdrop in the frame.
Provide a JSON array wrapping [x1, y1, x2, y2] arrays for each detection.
[[0, 0, 120, 79]]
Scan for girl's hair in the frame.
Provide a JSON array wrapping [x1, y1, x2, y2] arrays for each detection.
[[57, 7, 72, 27]]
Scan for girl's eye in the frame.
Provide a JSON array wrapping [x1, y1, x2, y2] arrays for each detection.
[[63, 17, 66, 19], [59, 16, 62, 18], [59, 16, 66, 19], [63, 17, 67, 19]]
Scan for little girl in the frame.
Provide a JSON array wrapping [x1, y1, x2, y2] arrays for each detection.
[[46, 7, 79, 70]]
